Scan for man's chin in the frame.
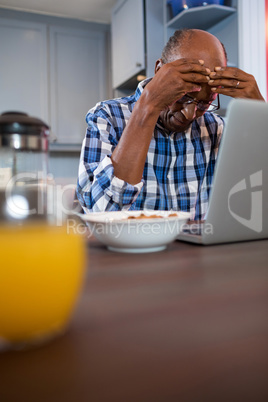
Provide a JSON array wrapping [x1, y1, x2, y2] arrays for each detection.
[[169, 116, 192, 132], [160, 112, 192, 133]]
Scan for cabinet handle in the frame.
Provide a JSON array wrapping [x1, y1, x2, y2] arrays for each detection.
[[136, 62, 142, 67]]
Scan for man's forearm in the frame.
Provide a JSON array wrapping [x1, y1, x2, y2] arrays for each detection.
[[77, 155, 143, 212], [111, 96, 160, 185]]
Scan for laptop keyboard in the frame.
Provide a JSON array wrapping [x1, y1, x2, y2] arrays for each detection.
[[181, 221, 204, 236]]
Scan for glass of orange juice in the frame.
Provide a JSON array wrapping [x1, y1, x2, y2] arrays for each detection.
[[0, 111, 86, 350], [0, 220, 85, 350]]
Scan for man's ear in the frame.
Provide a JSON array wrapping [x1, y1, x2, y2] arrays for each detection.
[[155, 59, 163, 74]]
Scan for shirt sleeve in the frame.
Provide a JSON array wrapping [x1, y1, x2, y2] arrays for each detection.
[[76, 105, 143, 213]]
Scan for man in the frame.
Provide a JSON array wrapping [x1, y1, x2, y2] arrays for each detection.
[[77, 29, 264, 219]]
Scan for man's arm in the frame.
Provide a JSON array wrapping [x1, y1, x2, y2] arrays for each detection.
[[77, 110, 143, 212], [111, 58, 211, 185]]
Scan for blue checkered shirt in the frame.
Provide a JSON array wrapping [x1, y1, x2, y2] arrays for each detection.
[[77, 78, 224, 220]]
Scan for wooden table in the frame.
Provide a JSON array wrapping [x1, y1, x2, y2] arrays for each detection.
[[1, 237, 268, 402]]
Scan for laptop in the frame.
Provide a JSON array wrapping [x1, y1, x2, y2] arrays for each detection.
[[177, 98, 268, 245]]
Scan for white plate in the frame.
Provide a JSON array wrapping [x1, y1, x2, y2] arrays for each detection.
[[79, 210, 190, 253]]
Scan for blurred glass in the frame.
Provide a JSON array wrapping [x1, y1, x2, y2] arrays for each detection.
[[0, 111, 86, 350]]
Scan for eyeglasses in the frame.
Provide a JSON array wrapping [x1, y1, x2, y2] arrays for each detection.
[[176, 94, 220, 112]]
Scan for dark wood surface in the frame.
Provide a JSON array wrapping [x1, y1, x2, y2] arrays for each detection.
[[1, 237, 268, 402]]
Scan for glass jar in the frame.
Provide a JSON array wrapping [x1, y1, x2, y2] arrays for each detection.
[[0, 111, 49, 222]]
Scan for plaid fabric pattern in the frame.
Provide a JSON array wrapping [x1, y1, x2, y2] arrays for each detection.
[[77, 78, 224, 220]]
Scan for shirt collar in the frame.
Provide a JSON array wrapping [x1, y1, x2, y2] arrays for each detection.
[[134, 77, 152, 101]]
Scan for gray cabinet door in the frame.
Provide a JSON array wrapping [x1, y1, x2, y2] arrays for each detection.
[[111, 0, 145, 88], [49, 26, 107, 144], [0, 18, 48, 121]]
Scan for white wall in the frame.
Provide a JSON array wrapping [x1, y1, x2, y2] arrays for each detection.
[[238, 0, 267, 100]]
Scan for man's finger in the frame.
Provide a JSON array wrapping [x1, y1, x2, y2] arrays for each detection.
[[208, 79, 245, 88]]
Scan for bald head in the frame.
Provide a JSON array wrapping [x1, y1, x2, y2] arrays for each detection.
[[161, 29, 227, 70]]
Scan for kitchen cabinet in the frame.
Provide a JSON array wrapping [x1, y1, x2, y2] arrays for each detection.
[[0, 12, 109, 147], [164, 1, 236, 41], [111, 0, 165, 91], [0, 18, 48, 122], [111, 0, 145, 89], [49, 26, 107, 145]]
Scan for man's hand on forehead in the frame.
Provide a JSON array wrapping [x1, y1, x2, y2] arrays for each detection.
[[206, 65, 265, 101], [172, 59, 219, 100], [169, 58, 211, 79], [146, 57, 220, 111]]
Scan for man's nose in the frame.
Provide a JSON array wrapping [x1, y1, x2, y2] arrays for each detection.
[[181, 103, 197, 120]]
